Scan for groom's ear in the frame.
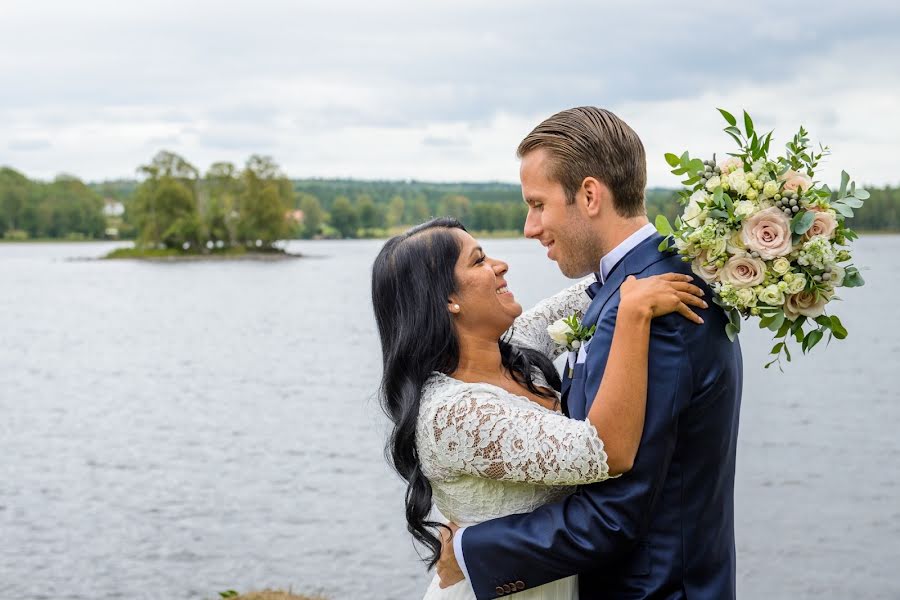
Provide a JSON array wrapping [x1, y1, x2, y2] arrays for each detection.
[[581, 177, 610, 218]]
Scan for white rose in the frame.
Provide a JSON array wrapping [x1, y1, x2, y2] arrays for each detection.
[[757, 284, 785, 306], [787, 273, 807, 294], [830, 264, 846, 287], [705, 176, 722, 192], [734, 200, 756, 218], [745, 188, 759, 201], [547, 319, 571, 345], [726, 230, 746, 254], [727, 171, 750, 196], [784, 290, 830, 320], [735, 287, 756, 307], [683, 191, 708, 228], [706, 236, 726, 257], [763, 180, 780, 197], [772, 257, 792, 275]]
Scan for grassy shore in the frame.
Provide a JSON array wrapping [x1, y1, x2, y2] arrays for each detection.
[[219, 590, 325, 600], [103, 246, 302, 261]]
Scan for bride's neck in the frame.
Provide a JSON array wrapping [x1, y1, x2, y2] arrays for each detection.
[[453, 333, 503, 382]]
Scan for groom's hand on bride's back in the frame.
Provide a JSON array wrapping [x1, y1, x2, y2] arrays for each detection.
[[437, 522, 464, 588]]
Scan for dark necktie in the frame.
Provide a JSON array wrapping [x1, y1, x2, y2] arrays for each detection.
[[586, 271, 603, 299], [561, 270, 602, 413]]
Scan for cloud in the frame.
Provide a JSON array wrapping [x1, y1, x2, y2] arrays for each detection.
[[0, 0, 898, 184], [8, 138, 52, 152]]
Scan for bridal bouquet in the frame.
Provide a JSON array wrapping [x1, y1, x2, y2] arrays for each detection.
[[655, 109, 866, 368]]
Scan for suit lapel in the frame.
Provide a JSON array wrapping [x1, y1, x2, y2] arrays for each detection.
[[562, 233, 674, 416], [582, 233, 671, 328]]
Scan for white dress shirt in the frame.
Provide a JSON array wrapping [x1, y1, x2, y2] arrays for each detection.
[[451, 221, 657, 589]]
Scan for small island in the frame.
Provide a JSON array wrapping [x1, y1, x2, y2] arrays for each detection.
[[102, 152, 302, 261]]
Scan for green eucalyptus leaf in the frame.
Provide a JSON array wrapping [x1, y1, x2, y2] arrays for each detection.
[[814, 315, 832, 328], [767, 311, 786, 333], [743, 110, 754, 137], [725, 323, 739, 342], [805, 329, 824, 352], [655, 214, 673, 236], [842, 197, 864, 208], [838, 170, 850, 199], [724, 131, 742, 147], [830, 315, 848, 339], [688, 158, 705, 172], [833, 203, 855, 218], [843, 267, 865, 288], [718, 108, 737, 126], [776, 318, 792, 338], [791, 210, 816, 235], [854, 189, 870, 200], [665, 153, 681, 167]]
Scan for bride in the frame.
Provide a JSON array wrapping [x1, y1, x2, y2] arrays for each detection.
[[371, 217, 706, 599]]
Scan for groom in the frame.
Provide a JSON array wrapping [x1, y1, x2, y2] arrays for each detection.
[[436, 107, 743, 599]]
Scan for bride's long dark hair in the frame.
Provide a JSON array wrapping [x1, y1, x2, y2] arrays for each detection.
[[371, 217, 561, 568]]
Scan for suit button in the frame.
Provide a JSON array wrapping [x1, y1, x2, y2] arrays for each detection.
[[515, 581, 525, 590], [503, 584, 512, 593], [495, 586, 505, 595]]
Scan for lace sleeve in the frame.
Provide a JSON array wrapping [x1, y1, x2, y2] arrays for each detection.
[[505, 276, 595, 358], [423, 383, 610, 486]]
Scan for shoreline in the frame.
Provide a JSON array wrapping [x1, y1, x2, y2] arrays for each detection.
[[3, 230, 900, 246]]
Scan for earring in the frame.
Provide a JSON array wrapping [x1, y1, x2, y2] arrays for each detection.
[[453, 304, 460, 311]]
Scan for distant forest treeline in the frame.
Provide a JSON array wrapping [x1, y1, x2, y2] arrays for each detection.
[[2, 156, 900, 241]]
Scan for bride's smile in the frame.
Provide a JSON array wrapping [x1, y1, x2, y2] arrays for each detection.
[[446, 228, 523, 334]]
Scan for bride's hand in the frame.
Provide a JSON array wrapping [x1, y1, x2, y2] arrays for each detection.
[[619, 273, 707, 324]]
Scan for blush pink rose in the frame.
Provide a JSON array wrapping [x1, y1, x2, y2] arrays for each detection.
[[783, 290, 830, 320], [804, 207, 838, 240], [720, 255, 766, 288], [780, 169, 812, 193], [740, 207, 793, 260], [718, 157, 743, 174], [691, 251, 719, 284]]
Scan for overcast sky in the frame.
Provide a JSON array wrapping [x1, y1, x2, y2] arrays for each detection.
[[2, 0, 899, 187]]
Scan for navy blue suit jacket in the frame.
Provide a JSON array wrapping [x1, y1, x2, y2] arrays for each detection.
[[460, 234, 743, 599]]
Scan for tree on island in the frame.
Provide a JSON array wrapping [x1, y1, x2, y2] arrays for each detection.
[[131, 151, 202, 249], [127, 151, 292, 253], [236, 155, 294, 246]]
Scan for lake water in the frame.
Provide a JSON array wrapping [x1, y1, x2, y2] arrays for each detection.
[[2, 237, 899, 600]]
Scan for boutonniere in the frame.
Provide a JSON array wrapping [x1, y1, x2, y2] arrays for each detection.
[[547, 314, 596, 378]]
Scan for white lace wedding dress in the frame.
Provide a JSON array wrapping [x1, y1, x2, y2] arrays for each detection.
[[417, 278, 607, 600]]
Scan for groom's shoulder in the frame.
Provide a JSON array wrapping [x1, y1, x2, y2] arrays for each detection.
[[642, 249, 692, 277]]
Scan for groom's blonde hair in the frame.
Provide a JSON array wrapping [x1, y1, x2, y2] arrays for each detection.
[[517, 106, 647, 218]]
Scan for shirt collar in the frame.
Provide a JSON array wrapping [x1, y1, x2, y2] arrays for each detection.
[[598, 222, 658, 284]]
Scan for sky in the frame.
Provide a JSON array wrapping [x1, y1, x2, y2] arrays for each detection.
[[2, 0, 899, 188]]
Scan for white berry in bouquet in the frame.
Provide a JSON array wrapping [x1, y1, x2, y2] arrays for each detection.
[[655, 109, 866, 369]]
